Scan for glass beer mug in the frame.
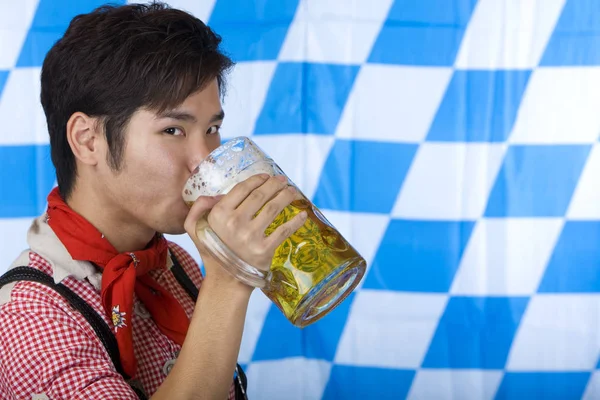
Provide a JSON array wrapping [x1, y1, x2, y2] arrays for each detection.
[[182, 137, 366, 328]]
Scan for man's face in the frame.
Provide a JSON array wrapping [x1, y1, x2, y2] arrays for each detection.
[[97, 78, 224, 234]]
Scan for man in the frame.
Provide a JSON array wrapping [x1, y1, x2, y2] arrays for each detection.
[[0, 2, 307, 399]]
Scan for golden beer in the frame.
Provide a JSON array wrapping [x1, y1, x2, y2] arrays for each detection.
[[183, 137, 366, 328], [261, 194, 365, 327]]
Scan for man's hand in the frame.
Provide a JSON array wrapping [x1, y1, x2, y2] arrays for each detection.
[[183, 173, 307, 287]]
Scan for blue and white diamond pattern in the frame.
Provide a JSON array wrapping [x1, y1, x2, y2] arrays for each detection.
[[2, 0, 600, 398]]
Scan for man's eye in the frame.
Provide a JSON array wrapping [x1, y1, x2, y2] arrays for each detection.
[[164, 127, 184, 136], [207, 125, 221, 135]]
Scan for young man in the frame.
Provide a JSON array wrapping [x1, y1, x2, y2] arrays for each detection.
[[0, 2, 306, 399]]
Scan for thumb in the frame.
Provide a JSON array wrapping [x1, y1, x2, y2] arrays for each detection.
[[184, 195, 224, 235]]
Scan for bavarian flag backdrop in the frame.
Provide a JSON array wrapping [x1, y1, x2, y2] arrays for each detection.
[[2, 0, 600, 399]]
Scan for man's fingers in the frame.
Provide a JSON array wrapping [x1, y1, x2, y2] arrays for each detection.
[[236, 176, 289, 218], [252, 185, 297, 232], [215, 174, 271, 210], [264, 211, 307, 250], [184, 195, 224, 235]]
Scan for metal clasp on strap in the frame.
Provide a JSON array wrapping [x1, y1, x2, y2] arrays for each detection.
[[128, 253, 140, 268]]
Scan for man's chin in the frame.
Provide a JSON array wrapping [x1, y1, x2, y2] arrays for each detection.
[[160, 225, 187, 236], [160, 204, 190, 235], [155, 215, 187, 236]]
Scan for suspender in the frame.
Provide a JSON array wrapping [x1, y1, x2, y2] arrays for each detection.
[[0, 253, 248, 399], [170, 254, 248, 400]]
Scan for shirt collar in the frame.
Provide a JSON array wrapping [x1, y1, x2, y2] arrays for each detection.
[[10, 214, 174, 291]]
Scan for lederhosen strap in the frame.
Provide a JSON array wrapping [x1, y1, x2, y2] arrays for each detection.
[[0, 253, 248, 399]]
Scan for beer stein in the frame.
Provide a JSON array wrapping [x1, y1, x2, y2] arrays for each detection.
[[182, 137, 366, 328]]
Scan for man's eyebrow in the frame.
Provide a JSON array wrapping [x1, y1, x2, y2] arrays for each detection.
[[156, 109, 224, 124], [156, 110, 198, 123], [209, 109, 225, 123]]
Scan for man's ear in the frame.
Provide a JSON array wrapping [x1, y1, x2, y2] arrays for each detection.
[[66, 112, 104, 166]]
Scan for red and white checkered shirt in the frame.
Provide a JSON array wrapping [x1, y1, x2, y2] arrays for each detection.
[[0, 240, 237, 399]]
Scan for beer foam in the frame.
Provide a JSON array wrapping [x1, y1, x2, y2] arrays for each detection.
[[182, 159, 278, 203]]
